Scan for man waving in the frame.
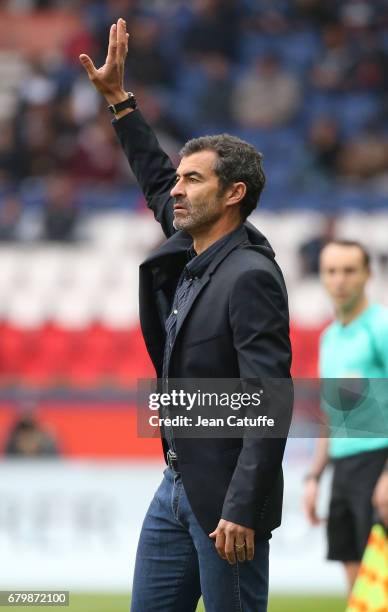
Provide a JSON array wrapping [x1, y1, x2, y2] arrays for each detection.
[[80, 18, 291, 612]]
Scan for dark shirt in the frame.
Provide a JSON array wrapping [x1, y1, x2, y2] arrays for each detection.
[[162, 225, 243, 452]]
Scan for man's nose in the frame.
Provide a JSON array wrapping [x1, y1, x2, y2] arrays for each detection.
[[170, 179, 185, 198], [333, 273, 346, 288]]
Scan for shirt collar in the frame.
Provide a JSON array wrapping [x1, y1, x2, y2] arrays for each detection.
[[185, 225, 244, 279]]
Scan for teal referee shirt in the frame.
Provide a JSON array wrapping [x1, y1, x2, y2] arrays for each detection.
[[319, 303, 388, 459]]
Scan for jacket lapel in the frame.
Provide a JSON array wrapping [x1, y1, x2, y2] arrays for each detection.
[[139, 231, 191, 373], [139, 223, 272, 373], [171, 226, 250, 346], [141, 230, 191, 283]]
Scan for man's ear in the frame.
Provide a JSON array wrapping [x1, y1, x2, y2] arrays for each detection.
[[225, 182, 247, 207]]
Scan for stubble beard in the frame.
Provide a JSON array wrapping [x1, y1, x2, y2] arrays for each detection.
[[173, 196, 222, 233]]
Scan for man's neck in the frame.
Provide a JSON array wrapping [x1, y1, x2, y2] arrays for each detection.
[[336, 295, 369, 326], [192, 219, 242, 255]]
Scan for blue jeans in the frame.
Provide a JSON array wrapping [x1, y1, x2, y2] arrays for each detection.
[[131, 467, 269, 612]]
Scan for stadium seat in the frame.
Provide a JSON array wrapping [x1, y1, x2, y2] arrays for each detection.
[[0, 323, 39, 381], [99, 289, 139, 329], [289, 278, 333, 328], [290, 324, 325, 378]]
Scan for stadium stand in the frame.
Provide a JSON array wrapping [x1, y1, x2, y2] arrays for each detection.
[[0, 211, 386, 388], [0, 0, 387, 388]]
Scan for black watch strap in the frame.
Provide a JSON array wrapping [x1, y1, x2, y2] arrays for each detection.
[[107, 92, 137, 115]]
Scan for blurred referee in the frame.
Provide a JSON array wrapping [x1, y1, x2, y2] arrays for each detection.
[[303, 240, 388, 591]]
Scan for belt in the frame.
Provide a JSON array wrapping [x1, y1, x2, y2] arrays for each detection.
[[167, 449, 179, 472]]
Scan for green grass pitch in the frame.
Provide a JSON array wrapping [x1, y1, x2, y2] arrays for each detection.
[[0, 593, 346, 611]]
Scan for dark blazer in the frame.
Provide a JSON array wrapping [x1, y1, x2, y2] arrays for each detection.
[[113, 110, 292, 536]]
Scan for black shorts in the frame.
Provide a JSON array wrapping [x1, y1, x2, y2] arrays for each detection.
[[327, 447, 388, 563]]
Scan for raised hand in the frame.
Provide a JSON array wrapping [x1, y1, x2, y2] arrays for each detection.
[[79, 17, 129, 104]]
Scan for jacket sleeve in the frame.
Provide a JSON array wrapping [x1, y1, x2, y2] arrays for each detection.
[[112, 110, 177, 238], [221, 268, 292, 529]]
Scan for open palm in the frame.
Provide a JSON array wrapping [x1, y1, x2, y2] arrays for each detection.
[[79, 17, 129, 101]]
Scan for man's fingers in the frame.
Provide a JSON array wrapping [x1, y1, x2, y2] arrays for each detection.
[[209, 527, 226, 560], [303, 494, 320, 525], [211, 521, 255, 564], [308, 506, 322, 525], [106, 23, 117, 63], [215, 531, 227, 560], [117, 17, 128, 58], [235, 540, 246, 563], [224, 531, 236, 565], [245, 532, 254, 561], [79, 54, 97, 80]]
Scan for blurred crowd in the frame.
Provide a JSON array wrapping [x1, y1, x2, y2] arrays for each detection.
[[4, 411, 59, 457], [0, 0, 388, 241]]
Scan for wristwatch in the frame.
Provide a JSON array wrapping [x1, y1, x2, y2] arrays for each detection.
[[107, 92, 137, 115]]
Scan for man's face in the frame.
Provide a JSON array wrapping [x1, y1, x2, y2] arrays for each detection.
[[170, 151, 226, 232], [320, 244, 370, 311]]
